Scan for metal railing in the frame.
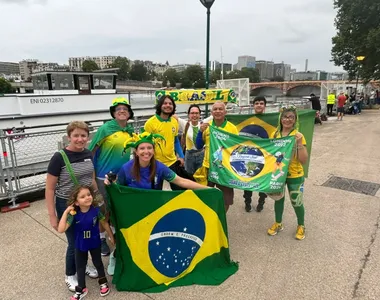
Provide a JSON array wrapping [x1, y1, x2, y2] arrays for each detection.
[[0, 102, 313, 207]]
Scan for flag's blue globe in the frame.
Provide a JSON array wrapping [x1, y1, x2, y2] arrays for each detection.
[[239, 125, 269, 139], [230, 145, 265, 178], [148, 209, 206, 278]]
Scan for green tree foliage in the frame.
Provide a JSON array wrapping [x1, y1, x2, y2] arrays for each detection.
[[162, 68, 179, 87], [226, 68, 260, 83], [181, 65, 205, 89], [130, 61, 148, 81], [331, 0, 380, 81], [270, 76, 285, 82], [210, 69, 228, 84], [81, 60, 99, 72], [111, 57, 130, 81], [0, 78, 14, 94]]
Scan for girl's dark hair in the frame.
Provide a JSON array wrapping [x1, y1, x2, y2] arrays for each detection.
[[132, 148, 157, 183], [187, 104, 201, 114], [67, 185, 99, 207], [155, 95, 176, 117]]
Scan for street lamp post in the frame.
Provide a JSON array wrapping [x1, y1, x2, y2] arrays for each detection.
[[200, 0, 215, 117], [355, 56, 365, 96]]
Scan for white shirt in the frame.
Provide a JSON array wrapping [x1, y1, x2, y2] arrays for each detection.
[[178, 116, 213, 151]]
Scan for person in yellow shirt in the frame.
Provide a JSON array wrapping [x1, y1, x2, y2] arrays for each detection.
[[195, 101, 238, 212], [144, 95, 192, 190], [267, 105, 308, 240]]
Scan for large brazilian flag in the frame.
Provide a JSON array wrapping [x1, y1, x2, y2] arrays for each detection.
[[209, 126, 295, 192], [227, 109, 315, 177], [106, 184, 239, 292]]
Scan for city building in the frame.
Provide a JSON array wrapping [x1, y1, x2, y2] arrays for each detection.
[[32, 63, 71, 73], [68, 56, 119, 70], [274, 63, 291, 81], [19, 59, 38, 80], [291, 71, 319, 81], [212, 61, 232, 72], [328, 72, 349, 81], [171, 63, 206, 73], [237, 55, 256, 70], [255, 60, 274, 80], [0, 62, 20, 75]]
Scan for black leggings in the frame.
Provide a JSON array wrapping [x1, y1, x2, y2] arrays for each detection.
[[243, 191, 267, 204], [75, 247, 107, 289]]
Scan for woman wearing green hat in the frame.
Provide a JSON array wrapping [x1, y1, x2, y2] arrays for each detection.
[[267, 105, 308, 240], [88, 96, 135, 257], [105, 132, 209, 190]]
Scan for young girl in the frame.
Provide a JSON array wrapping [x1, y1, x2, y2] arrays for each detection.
[[58, 185, 115, 300], [267, 106, 309, 240]]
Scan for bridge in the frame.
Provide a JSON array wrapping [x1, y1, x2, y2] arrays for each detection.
[[250, 80, 380, 97]]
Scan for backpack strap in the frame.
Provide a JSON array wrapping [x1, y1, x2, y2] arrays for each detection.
[[59, 150, 79, 186]]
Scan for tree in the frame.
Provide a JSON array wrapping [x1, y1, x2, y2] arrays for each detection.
[[331, 0, 380, 81], [240, 67, 260, 83], [81, 60, 99, 72], [181, 65, 205, 89], [130, 62, 148, 81], [210, 68, 228, 84], [111, 57, 130, 81], [270, 76, 285, 82], [0, 78, 14, 94], [162, 68, 179, 87]]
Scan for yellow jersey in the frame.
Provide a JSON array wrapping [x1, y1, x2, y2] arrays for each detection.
[[271, 129, 306, 178], [144, 114, 179, 166], [202, 119, 238, 168]]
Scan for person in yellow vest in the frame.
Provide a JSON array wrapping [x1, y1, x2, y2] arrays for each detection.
[[195, 101, 238, 212], [327, 91, 336, 116]]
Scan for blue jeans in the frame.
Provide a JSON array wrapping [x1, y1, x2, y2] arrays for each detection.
[[56, 196, 76, 276], [185, 149, 204, 175]]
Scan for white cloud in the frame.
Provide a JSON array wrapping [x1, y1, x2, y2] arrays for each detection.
[[0, 0, 342, 71]]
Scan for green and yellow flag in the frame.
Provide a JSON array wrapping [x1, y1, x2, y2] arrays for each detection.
[[226, 109, 315, 177], [209, 126, 295, 192], [106, 185, 238, 292], [155, 89, 237, 105]]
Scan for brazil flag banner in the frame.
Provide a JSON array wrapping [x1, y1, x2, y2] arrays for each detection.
[[226, 109, 315, 177], [106, 184, 238, 293], [209, 126, 295, 192]]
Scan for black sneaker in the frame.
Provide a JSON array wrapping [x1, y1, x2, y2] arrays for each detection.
[[256, 197, 265, 212], [244, 202, 252, 212], [101, 238, 110, 256]]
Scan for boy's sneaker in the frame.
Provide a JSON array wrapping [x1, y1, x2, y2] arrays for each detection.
[[101, 238, 110, 256], [267, 222, 284, 236], [295, 225, 305, 240], [107, 251, 116, 276], [65, 275, 78, 292], [85, 265, 98, 278], [70, 287, 88, 300], [100, 282, 110, 297]]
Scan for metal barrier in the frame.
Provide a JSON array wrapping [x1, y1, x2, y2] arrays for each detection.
[[0, 104, 312, 206]]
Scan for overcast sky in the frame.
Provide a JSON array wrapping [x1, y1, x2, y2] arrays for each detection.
[[0, 0, 342, 72]]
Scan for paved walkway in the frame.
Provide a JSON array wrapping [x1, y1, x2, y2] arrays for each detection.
[[1, 110, 380, 300]]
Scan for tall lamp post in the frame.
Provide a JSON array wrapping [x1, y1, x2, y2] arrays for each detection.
[[355, 55, 365, 96], [200, 0, 215, 117]]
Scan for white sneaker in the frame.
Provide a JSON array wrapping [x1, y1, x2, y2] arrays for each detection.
[[107, 251, 116, 276], [65, 275, 78, 292], [86, 265, 98, 278]]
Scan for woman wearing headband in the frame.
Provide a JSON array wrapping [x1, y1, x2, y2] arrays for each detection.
[[267, 106, 308, 240], [105, 132, 210, 190]]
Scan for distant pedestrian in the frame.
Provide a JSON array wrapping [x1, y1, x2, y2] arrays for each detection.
[[337, 91, 346, 121]]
